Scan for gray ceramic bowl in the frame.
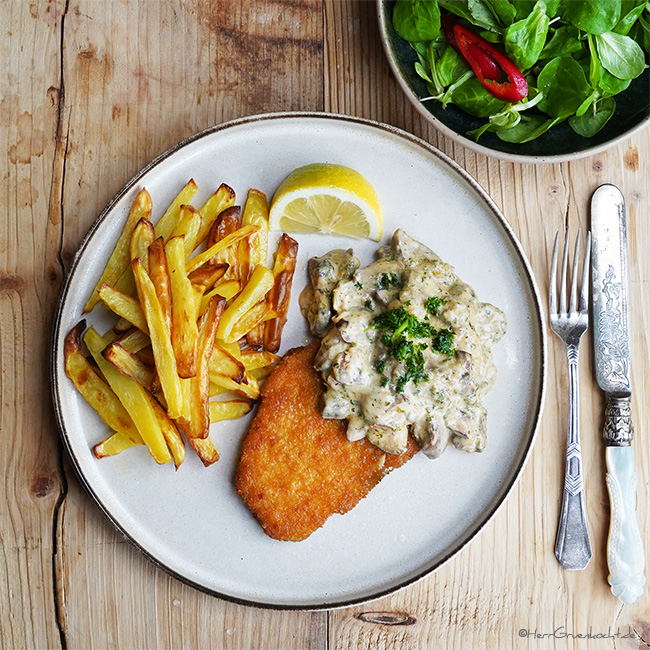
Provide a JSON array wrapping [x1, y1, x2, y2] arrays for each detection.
[[378, 0, 650, 163]]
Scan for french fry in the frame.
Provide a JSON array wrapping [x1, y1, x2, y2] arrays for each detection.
[[172, 205, 203, 259], [147, 395, 185, 470], [245, 324, 264, 349], [113, 317, 133, 333], [103, 341, 155, 389], [227, 300, 275, 343], [151, 373, 164, 401], [208, 383, 230, 397], [130, 217, 155, 268], [216, 339, 243, 361], [204, 206, 242, 280], [239, 189, 269, 285], [132, 258, 185, 419], [116, 211, 154, 297], [195, 183, 236, 246], [207, 206, 241, 249], [176, 296, 225, 439], [187, 226, 257, 273], [249, 365, 275, 381], [166, 236, 199, 378], [209, 372, 259, 400], [216, 265, 274, 343], [116, 328, 150, 354], [71, 179, 301, 472], [98, 284, 148, 333], [84, 188, 152, 312], [64, 322, 143, 445], [200, 281, 241, 313], [101, 329, 119, 345], [264, 234, 299, 353], [114, 270, 137, 296], [188, 262, 229, 289], [154, 179, 198, 242], [93, 431, 141, 458], [209, 400, 253, 423], [240, 190, 270, 346], [147, 237, 172, 333], [192, 284, 205, 320], [240, 349, 280, 371], [186, 224, 257, 275], [209, 345, 245, 383], [84, 327, 171, 464], [187, 436, 220, 467], [136, 345, 155, 366]]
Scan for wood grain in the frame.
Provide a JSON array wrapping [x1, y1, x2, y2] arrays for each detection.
[[1, 0, 648, 648], [1, 2, 68, 649]]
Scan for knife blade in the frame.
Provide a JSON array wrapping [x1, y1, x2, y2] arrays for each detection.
[[591, 184, 645, 605]]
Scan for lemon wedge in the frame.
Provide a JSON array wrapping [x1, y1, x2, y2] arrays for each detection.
[[268, 163, 382, 240]]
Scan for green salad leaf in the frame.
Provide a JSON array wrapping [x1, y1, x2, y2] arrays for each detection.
[[438, 0, 477, 23], [615, 0, 647, 36], [539, 25, 582, 59], [639, 12, 650, 54], [496, 115, 561, 142], [595, 31, 647, 79], [504, 0, 549, 69], [599, 67, 632, 95], [564, 0, 621, 35], [466, 0, 502, 31], [484, 0, 517, 26], [394, 0, 441, 42], [569, 97, 616, 136], [538, 56, 592, 118], [393, 0, 649, 144], [449, 77, 508, 116]]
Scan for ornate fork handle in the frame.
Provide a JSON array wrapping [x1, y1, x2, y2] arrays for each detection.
[[555, 343, 592, 570]]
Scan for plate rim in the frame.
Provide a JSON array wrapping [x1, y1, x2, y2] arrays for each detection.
[[376, 0, 650, 164], [50, 111, 547, 610]]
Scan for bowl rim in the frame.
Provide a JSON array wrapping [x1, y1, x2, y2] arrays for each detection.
[[376, 0, 650, 164]]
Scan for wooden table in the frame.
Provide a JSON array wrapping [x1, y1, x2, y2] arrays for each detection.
[[2, 2, 648, 648]]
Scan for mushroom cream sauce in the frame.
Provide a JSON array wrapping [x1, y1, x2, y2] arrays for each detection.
[[299, 230, 507, 458]]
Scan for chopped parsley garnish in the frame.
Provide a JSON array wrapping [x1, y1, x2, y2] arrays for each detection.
[[364, 299, 373, 311], [354, 281, 363, 290], [432, 328, 455, 356], [375, 360, 385, 374], [379, 272, 401, 290], [372, 307, 455, 392], [380, 376, 389, 388], [425, 296, 446, 316]]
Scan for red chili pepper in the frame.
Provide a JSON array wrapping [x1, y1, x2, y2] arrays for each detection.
[[442, 16, 528, 103], [466, 43, 501, 81]]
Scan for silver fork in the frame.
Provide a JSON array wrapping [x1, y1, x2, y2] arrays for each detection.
[[549, 229, 593, 570]]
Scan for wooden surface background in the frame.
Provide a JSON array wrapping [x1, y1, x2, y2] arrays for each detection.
[[2, 1, 649, 649]]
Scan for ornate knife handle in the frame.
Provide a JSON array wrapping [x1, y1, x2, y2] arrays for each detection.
[[555, 345, 592, 570], [604, 397, 645, 604]]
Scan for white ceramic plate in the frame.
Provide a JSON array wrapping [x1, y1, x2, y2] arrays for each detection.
[[52, 113, 546, 609]]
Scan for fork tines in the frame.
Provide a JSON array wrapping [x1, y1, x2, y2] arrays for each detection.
[[550, 229, 592, 319]]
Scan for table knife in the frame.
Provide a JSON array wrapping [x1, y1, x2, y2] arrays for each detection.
[[591, 184, 645, 605]]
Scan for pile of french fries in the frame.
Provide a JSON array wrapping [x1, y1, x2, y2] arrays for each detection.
[[64, 179, 298, 468]]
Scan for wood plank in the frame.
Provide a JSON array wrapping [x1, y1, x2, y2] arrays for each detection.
[[323, 1, 650, 649], [0, 2, 68, 649], [58, 1, 326, 648]]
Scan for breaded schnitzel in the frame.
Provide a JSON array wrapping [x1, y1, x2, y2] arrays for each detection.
[[235, 341, 418, 542]]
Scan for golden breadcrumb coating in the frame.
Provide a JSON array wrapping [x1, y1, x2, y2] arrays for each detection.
[[235, 341, 418, 541]]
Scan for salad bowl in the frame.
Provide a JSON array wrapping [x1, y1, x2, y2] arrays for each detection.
[[378, 0, 650, 162]]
